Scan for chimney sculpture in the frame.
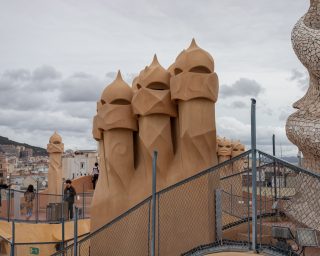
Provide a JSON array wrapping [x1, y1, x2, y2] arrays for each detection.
[[170, 39, 219, 177], [132, 55, 177, 189], [47, 132, 64, 203], [91, 71, 137, 229], [91, 40, 221, 254]]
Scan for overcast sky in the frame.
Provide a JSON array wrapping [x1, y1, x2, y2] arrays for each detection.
[[0, 0, 310, 156]]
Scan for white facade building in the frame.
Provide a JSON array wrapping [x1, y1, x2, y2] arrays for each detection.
[[62, 150, 98, 180]]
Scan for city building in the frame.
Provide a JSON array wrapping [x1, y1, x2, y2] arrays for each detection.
[[62, 150, 98, 180], [0, 150, 8, 179]]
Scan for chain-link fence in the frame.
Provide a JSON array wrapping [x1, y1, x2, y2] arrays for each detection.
[[53, 151, 250, 256], [217, 150, 320, 256], [50, 149, 320, 256], [255, 150, 320, 256], [0, 189, 93, 223], [52, 197, 152, 256]]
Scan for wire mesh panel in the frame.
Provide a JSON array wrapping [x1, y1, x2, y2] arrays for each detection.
[[257, 151, 320, 256], [47, 149, 320, 256], [74, 198, 151, 256], [74, 192, 93, 219], [0, 189, 11, 220], [157, 169, 220, 256], [219, 152, 252, 247], [0, 188, 6, 218], [38, 192, 64, 222], [0, 189, 65, 222]]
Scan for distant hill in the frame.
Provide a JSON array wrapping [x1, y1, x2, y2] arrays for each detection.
[[0, 136, 47, 156], [281, 156, 299, 165]]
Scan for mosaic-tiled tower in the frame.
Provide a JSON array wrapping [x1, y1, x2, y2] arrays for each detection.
[[286, 0, 320, 172]]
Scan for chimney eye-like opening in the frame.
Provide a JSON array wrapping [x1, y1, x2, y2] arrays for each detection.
[[189, 66, 211, 73], [174, 68, 183, 75], [110, 99, 131, 105], [147, 82, 169, 90]]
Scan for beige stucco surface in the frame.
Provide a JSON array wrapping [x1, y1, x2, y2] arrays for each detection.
[[47, 132, 64, 203]]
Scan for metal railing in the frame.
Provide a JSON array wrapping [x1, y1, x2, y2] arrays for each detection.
[[0, 188, 93, 223], [52, 151, 248, 256], [52, 148, 320, 256]]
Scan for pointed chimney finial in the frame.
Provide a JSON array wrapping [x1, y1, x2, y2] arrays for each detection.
[[150, 54, 160, 67], [116, 70, 123, 81], [189, 38, 198, 49]]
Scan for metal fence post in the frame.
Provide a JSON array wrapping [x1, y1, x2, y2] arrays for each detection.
[[61, 179, 65, 252], [7, 188, 11, 222], [272, 134, 277, 202], [251, 98, 257, 252], [10, 220, 15, 256], [151, 151, 158, 256], [258, 153, 262, 248], [74, 207, 79, 256], [36, 180, 39, 223]]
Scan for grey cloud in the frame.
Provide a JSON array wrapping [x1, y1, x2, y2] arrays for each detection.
[[230, 101, 247, 109], [0, 66, 136, 113], [3, 69, 31, 81], [0, 87, 52, 111], [72, 72, 93, 79], [59, 73, 105, 102], [24, 113, 89, 133], [58, 71, 137, 103], [32, 65, 62, 81], [0, 109, 90, 133], [0, 69, 30, 91], [0, 66, 106, 112], [216, 116, 296, 156], [0, 66, 61, 93], [220, 78, 264, 98], [0, 79, 16, 91], [59, 101, 97, 119], [289, 69, 308, 90]]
